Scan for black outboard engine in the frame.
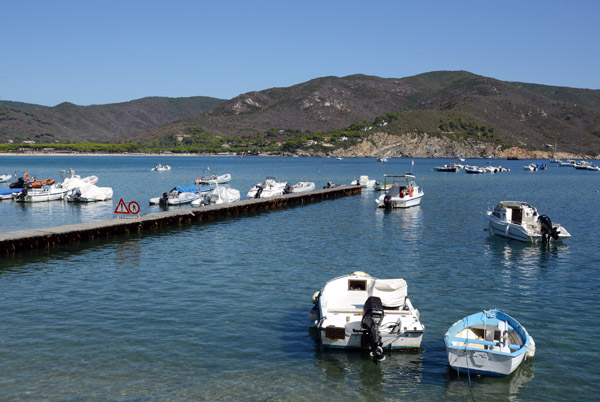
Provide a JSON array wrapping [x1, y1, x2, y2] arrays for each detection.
[[159, 192, 169, 206], [255, 185, 263, 198], [202, 193, 212, 206], [15, 188, 27, 201], [283, 183, 291, 194], [10, 177, 25, 189], [383, 194, 393, 210], [70, 188, 82, 202], [361, 296, 385, 362], [539, 215, 560, 243]]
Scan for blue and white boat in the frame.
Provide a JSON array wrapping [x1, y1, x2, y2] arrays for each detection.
[[308, 271, 424, 362], [149, 184, 213, 206], [444, 309, 535, 377], [0, 188, 24, 200]]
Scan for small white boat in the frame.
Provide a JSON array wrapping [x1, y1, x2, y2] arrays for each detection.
[[378, 156, 388, 162], [464, 166, 485, 174], [290, 181, 315, 193], [247, 177, 290, 198], [60, 169, 99, 185], [351, 175, 377, 188], [375, 174, 424, 209], [445, 309, 535, 377], [13, 185, 69, 203], [523, 163, 546, 171], [151, 163, 171, 171], [486, 201, 570, 242], [435, 164, 458, 172], [559, 160, 576, 167], [0, 174, 12, 183], [66, 184, 113, 202], [149, 184, 205, 206], [0, 188, 24, 200], [192, 186, 241, 206], [195, 170, 232, 185], [309, 271, 424, 362]]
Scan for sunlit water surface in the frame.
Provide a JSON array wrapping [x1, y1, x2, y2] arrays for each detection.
[[1, 156, 599, 401]]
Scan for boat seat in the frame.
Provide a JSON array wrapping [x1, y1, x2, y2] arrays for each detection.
[[450, 337, 520, 350]]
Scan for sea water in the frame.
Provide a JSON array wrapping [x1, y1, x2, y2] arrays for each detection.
[[0, 156, 599, 401]]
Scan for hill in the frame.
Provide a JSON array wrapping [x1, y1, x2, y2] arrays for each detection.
[[2, 71, 600, 156], [0, 96, 225, 143], [132, 71, 600, 155]]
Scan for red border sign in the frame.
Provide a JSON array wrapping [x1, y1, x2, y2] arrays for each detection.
[[114, 198, 130, 214], [128, 201, 140, 215]]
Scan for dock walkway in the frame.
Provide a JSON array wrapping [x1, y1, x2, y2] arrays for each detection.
[[0, 186, 361, 256]]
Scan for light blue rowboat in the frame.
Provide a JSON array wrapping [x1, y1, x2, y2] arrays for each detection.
[[444, 309, 535, 377]]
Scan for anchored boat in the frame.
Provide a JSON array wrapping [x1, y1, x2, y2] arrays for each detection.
[[375, 174, 424, 209], [445, 309, 535, 377], [486, 201, 570, 243], [309, 271, 424, 362]]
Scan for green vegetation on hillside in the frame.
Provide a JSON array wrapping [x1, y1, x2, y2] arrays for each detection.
[[1, 110, 504, 155]]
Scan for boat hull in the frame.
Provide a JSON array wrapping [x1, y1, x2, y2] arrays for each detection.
[[446, 347, 527, 377], [376, 193, 423, 208]]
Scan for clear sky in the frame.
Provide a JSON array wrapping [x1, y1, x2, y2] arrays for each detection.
[[2, 0, 598, 106]]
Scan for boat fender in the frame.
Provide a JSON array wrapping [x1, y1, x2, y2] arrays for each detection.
[[409, 187, 414, 197], [399, 192, 405, 198], [312, 291, 320, 304], [24, 172, 30, 180], [527, 335, 536, 358]]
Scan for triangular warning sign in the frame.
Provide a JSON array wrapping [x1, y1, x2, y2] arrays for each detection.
[[114, 198, 130, 214]]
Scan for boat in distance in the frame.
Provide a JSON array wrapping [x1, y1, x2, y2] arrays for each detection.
[[375, 174, 424, 209], [309, 271, 425, 362], [444, 309, 535, 377], [486, 201, 570, 243]]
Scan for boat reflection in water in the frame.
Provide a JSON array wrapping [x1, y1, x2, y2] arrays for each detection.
[[375, 204, 424, 243], [310, 325, 425, 398], [484, 235, 571, 273], [443, 359, 534, 400]]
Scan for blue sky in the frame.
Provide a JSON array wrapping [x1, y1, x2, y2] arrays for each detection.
[[2, 0, 598, 106]]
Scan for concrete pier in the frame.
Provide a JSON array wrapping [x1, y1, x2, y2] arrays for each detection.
[[0, 185, 361, 256]]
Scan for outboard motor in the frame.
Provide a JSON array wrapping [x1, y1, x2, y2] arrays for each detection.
[[539, 215, 560, 243], [202, 193, 212, 206], [10, 177, 25, 189], [255, 185, 263, 198], [283, 183, 292, 194], [15, 188, 27, 201], [361, 296, 385, 362], [70, 188, 82, 202], [159, 192, 169, 206], [383, 194, 393, 210]]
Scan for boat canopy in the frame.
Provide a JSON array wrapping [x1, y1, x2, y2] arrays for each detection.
[[369, 278, 407, 307], [171, 184, 199, 194]]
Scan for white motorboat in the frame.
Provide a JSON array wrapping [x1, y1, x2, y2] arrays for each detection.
[[247, 177, 290, 198], [445, 309, 535, 377], [149, 184, 204, 206], [523, 163, 546, 171], [290, 181, 315, 193], [375, 174, 424, 209], [351, 175, 377, 188], [191, 186, 241, 206], [0, 174, 12, 183], [486, 201, 571, 242], [559, 160, 576, 167], [60, 169, 99, 185], [1, 188, 24, 200], [195, 169, 232, 185], [308, 271, 425, 362], [66, 184, 113, 202], [13, 185, 68, 203], [464, 166, 485, 174], [435, 164, 458, 172], [378, 156, 388, 162], [151, 163, 171, 171]]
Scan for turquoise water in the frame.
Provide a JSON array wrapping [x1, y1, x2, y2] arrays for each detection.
[[1, 156, 599, 401]]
